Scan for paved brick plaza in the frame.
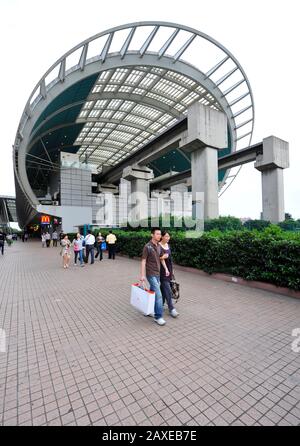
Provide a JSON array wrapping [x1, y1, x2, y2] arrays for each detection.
[[0, 241, 299, 426]]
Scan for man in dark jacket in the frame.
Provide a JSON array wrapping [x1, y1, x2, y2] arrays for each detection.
[[0, 232, 6, 255]]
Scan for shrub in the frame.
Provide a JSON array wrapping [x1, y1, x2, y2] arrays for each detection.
[[111, 226, 300, 291]]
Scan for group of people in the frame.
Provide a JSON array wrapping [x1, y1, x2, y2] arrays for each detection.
[[141, 227, 179, 326], [41, 230, 58, 247], [60, 230, 117, 269]]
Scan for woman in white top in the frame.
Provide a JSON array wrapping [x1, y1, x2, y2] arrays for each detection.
[[41, 233, 46, 248], [61, 234, 71, 269]]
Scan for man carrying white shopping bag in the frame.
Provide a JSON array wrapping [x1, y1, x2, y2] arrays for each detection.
[[140, 227, 168, 326], [130, 282, 155, 316]]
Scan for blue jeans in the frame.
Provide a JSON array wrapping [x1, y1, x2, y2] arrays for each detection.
[[74, 250, 83, 265], [147, 275, 163, 320], [161, 279, 174, 312]]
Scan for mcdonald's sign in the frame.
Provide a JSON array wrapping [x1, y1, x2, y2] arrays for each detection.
[[41, 215, 50, 224]]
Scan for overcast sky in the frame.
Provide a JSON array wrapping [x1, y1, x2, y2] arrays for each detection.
[[0, 0, 299, 219]]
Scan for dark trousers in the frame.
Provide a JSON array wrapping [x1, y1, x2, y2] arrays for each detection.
[[53, 239, 57, 247], [46, 240, 50, 247], [85, 245, 94, 264], [108, 244, 116, 259], [95, 245, 103, 260], [161, 279, 174, 312], [0, 241, 4, 255]]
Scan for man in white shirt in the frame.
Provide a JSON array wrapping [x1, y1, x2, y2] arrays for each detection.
[[84, 230, 95, 264]]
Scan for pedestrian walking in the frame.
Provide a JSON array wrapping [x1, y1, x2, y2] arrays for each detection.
[[0, 231, 6, 255], [95, 232, 104, 261], [159, 231, 179, 318], [41, 233, 46, 248], [72, 233, 84, 266], [61, 234, 71, 269], [52, 230, 58, 247], [140, 228, 167, 326], [45, 232, 51, 247], [106, 230, 117, 260], [84, 230, 95, 264]]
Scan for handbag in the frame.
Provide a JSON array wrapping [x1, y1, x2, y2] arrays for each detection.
[[130, 282, 155, 315], [170, 274, 180, 302], [101, 242, 107, 251]]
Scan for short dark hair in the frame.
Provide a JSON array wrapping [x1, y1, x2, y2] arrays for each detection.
[[161, 230, 170, 237], [88, 230, 92, 234], [151, 227, 161, 234]]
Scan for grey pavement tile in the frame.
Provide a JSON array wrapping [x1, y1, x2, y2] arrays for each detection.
[[1, 242, 300, 427]]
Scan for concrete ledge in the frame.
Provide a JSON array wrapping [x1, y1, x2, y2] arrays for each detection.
[[117, 253, 300, 300]]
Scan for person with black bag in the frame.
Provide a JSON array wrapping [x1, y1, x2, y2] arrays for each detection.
[[159, 231, 179, 318], [95, 232, 104, 261]]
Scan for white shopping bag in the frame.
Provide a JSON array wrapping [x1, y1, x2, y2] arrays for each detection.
[[130, 282, 155, 315]]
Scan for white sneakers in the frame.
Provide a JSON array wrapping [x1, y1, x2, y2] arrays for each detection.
[[154, 318, 166, 326], [170, 309, 179, 318]]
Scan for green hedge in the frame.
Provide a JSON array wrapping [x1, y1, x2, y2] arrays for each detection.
[[105, 226, 300, 291], [64, 226, 300, 290]]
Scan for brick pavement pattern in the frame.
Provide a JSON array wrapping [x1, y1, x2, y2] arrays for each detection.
[[0, 241, 300, 426]]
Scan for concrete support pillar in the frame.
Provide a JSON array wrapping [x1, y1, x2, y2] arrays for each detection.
[[182, 102, 228, 220], [254, 136, 289, 223], [191, 147, 219, 219], [122, 165, 154, 222]]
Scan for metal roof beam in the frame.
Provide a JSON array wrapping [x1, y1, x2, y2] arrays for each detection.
[[173, 34, 196, 62], [139, 26, 159, 56], [158, 28, 179, 59], [79, 44, 88, 70], [120, 27, 136, 59]]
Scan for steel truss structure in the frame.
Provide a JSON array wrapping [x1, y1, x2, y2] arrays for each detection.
[[13, 22, 255, 227]]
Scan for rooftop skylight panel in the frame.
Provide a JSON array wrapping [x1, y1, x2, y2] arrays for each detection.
[[125, 115, 151, 127], [174, 103, 185, 112], [119, 86, 133, 93], [103, 140, 124, 148], [97, 70, 112, 82], [92, 85, 102, 93], [95, 99, 108, 108], [79, 110, 88, 118], [112, 111, 126, 120], [119, 101, 135, 111], [181, 91, 199, 105], [90, 109, 100, 118], [103, 85, 118, 92], [100, 110, 114, 119], [151, 67, 165, 75], [146, 92, 174, 106], [109, 99, 123, 109], [110, 69, 128, 83], [132, 105, 161, 119], [132, 88, 146, 95], [149, 122, 162, 131], [117, 125, 140, 135], [85, 101, 94, 109], [126, 71, 144, 85], [139, 73, 158, 87]]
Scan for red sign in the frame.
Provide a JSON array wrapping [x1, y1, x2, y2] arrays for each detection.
[[41, 215, 50, 224]]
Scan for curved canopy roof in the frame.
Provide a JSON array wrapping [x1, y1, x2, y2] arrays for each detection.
[[13, 21, 255, 225]]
